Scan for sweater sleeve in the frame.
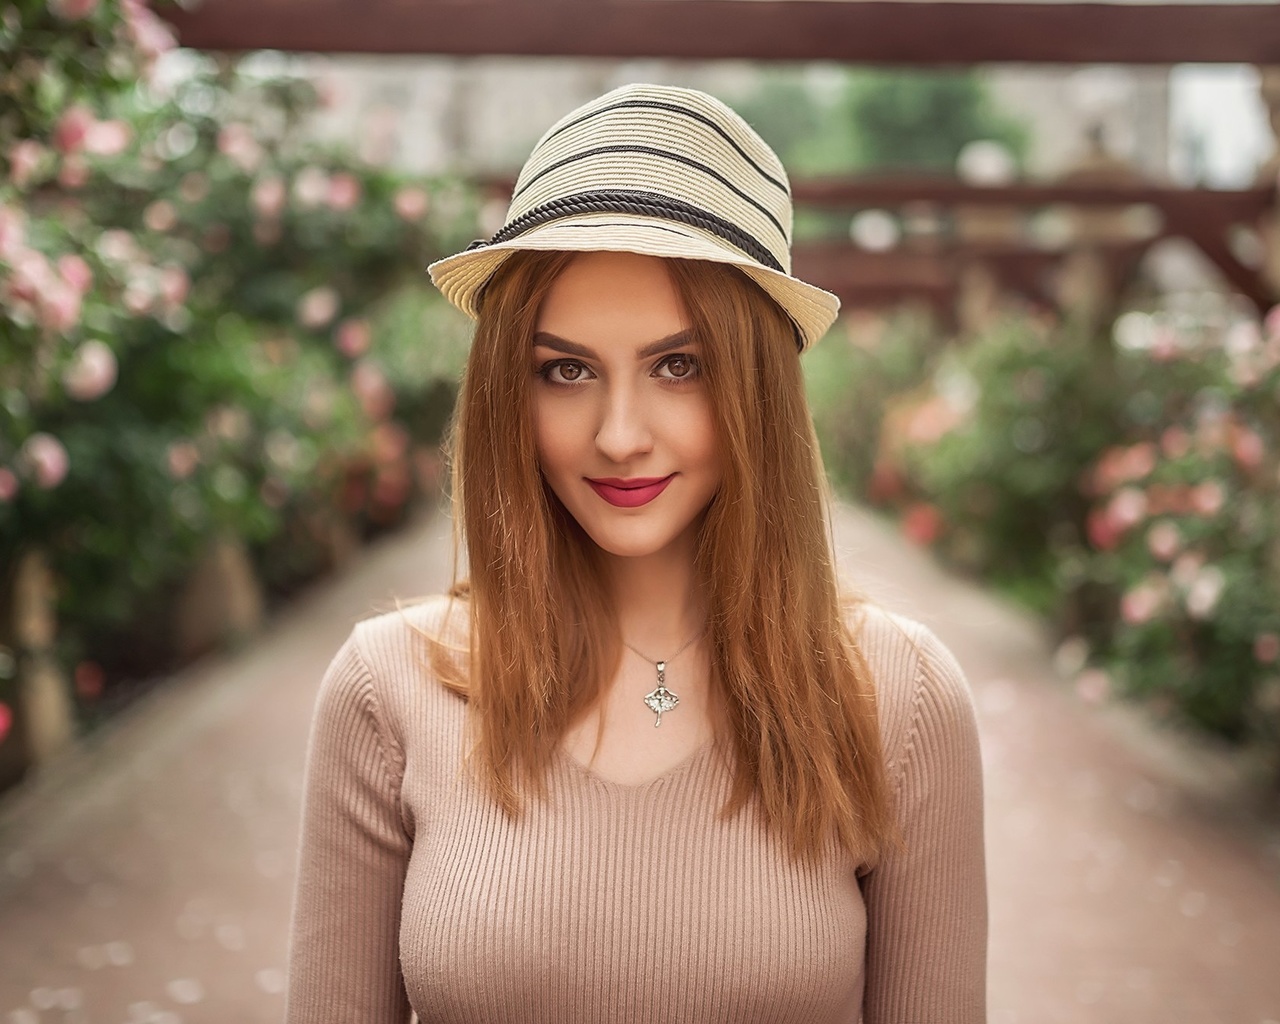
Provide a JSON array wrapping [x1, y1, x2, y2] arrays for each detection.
[[285, 627, 414, 1024], [860, 624, 987, 1023]]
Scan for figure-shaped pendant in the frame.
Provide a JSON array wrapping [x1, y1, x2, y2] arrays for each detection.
[[643, 659, 680, 727]]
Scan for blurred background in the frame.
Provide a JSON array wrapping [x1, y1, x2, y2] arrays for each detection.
[[2, 1, 1280, 1021]]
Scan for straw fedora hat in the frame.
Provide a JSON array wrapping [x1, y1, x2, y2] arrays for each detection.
[[427, 82, 841, 351]]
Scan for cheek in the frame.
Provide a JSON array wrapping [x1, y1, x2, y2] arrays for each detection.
[[683, 402, 723, 476], [532, 397, 581, 483]]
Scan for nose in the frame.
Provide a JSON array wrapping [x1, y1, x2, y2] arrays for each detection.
[[594, 381, 654, 464]]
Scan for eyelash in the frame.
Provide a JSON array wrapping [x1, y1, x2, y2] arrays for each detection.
[[535, 354, 702, 387]]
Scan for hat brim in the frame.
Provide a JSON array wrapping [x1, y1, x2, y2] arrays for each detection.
[[427, 213, 840, 351]]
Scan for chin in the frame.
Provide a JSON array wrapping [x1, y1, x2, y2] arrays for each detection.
[[575, 513, 704, 562]]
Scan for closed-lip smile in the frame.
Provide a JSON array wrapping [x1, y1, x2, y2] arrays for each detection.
[[585, 474, 675, 508]]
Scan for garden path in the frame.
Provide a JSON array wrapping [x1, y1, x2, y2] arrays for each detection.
[[0, 503, 1278, 1024]]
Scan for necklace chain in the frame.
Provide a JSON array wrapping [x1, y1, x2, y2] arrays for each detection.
[[622, 626, 704, 666]]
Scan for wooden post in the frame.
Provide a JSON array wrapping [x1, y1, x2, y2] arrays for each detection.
[[174, 536, 266, 661], [9, 549, 75, 769]]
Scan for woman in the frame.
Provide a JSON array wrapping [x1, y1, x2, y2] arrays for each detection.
[[286, 83, 986, 1023]]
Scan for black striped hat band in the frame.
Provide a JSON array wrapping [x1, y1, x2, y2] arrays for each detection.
[[465, 189, 784, 274]]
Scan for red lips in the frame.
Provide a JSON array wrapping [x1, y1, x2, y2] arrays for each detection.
[[586, 474, 674, 508]]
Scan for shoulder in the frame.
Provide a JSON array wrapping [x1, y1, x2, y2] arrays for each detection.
[[842, 601, 979, 786], [319, 594, 470, 751], [348, 593, 469, 665]]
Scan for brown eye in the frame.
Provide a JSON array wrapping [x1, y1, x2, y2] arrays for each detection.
[[658, 354, 699, 380], [558, 362, 584, 382]]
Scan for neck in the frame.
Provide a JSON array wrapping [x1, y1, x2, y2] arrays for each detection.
[[602, 532, 706, 657]]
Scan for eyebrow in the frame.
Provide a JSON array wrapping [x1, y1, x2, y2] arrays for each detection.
[[532, 329, 696, 360]]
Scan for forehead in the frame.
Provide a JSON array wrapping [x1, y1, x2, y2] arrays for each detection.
[[534, 251, 690, 346]]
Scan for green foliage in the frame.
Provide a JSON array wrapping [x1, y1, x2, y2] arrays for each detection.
[[736, 66, 1029, 178], [844, 70, 1029, 173], [905, 316, 1119, 598], [804, 306, 940, 494], [0, 0, 478, 736]]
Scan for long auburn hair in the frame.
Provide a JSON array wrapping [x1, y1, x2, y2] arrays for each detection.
[[425, 249, 896, 864]]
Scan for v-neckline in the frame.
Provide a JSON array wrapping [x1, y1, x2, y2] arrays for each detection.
[[553, 736, 719, 792]]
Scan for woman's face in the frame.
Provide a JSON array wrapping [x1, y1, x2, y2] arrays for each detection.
[[531, 250, 722, 562]]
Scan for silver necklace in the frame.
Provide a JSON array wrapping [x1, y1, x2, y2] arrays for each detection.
[[623, 628, 703, 728]]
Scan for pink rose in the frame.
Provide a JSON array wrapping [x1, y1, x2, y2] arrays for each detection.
[[1231, 427, 1265, 473], [1190, 480, 1225, 517], [62, 339, 118, 401], [1185, 565, 1226, 620], [166, 441, 200, 480], [1145, 521, 1181, 562], [1264, 305, 1280, 344], [53, 105, 95, 154], [95, 228, 137, 264], [371, 422, 409, 464], [350, 362, 395, 420], [326, 173, 362, 212], [0, 203, 25, 259], [1106, 486, 1148, 531], [1123, 442, 1156, 482], [216, 124, 262, 174], [84, 119, 131, 156], [0, 702, 11, 746], [1171, 551, 1205, 591], [1121, 580, 1164, 625], [121, 0, 176, 65], [122, 271, 156, 315], [38, 278, 82, 334], [57, 155, 90, 189], [292, 167, 329, 209], [334, 317, 372, 357], [1160, 426, 1190, 460], [57, 253, 93, 294], [0, 467, 18, 502], [50, 0, 99, 20], [3, 250, 50, 315], [1254, 632, 1280, 665], [1150, 326, 1180, 362], [900, 502, 943, 546], [393, 186, 429, 221], [158, 265, 189, 309], [19, 433, 70, 489], [143, 199, 177, 233], [8, 140, 47, 188], [297, 286, 340, 329], [1086, 507, 1122, 551], [251, 176, 287, 220]]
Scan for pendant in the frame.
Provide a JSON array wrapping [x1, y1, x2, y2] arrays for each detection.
[[642, 659, 680, 727]]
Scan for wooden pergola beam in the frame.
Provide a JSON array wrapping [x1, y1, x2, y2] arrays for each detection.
[[161, 1, 1280, 65], [792, 178, 1277, 222]]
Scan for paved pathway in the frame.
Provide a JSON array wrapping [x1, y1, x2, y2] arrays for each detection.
[[1, 503, 1278, 1024]]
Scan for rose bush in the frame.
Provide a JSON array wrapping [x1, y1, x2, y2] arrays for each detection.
[[1, 0, 478, 756], [869, 305, 1280, 748], [1074, 310, 1280, 742]]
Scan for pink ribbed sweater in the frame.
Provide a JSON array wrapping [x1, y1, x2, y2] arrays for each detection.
[[286, 598, 986, 1023]]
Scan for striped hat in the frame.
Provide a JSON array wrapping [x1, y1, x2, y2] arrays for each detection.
[[427, 83, 840, 351]]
